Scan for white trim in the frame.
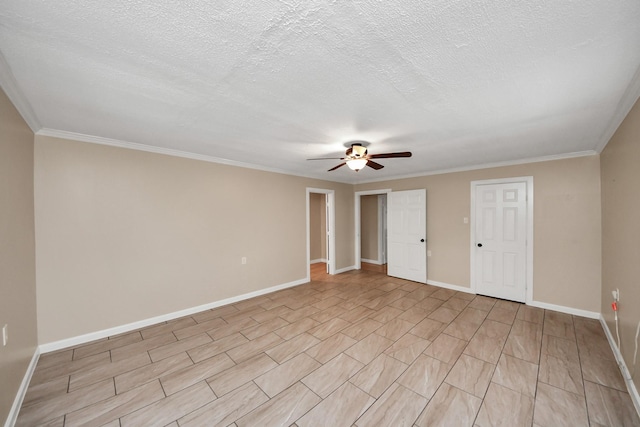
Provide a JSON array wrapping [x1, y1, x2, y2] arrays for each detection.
[[35, 129, 602, 188], [470, 176, 534, 305], [599, 314, 640, 416], [36, 128, 354, 184], [528, 300, 599, 319], [306, 188, 336, 279], [379, 195, 387, 265], [334, 265, 356, 274], [310, 258, 327, 264], [353, 151, 597, 184], [427, 280, 475, 294], [39, 277, 307, 353], [425, 280, 603, 319], [361, 258, 383, 265], [0, 52, 41, 132], [594, 65, 640, 153], [5, 347, 40, 427], [354, 189, 392, 270]]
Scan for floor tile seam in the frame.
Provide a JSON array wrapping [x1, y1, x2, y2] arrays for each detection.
[[252, 380, 322, 426], [536, 379, 589, 402], [530, 310, 548, 409], [439, 331, 470, 344], [19, 379, 71, 410], [187, 339, 235, 362], [64, 378, 165, 426], [299, 352, 367, 395], [348, 355, 412, 400], [157, 359, 232, 398], [72, 331, 144, 360], [425, 380, 480, 425], [461, 318, 510, 358], [489, 368, 539, 401], [573, 322, 595, 404], [67, 355, 154, 393], [446, 352, 496, 400], [351, 383, 426, 427], [19, 377, 110, 424], [289, 382, 346, 425], [583, 378, 633, 396], [134, 380, 220, 427]]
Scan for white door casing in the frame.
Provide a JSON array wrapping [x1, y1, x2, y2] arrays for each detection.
[[379, 195, 387, 265], [387, 189, 427, 283], [471, 178, 532, 303], [325, 194, 330, 273], [306, 188, 335, 277], [354, 189, 391, 271]]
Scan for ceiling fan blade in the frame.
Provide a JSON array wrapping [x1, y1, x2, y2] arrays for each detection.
[[328, 162, 346, 171], [366, 160, 384, 170], [367, 152, 412, 159], [307, 157, 345, 160]]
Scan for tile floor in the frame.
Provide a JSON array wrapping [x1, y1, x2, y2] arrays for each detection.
[[16, 264, 639, 426]]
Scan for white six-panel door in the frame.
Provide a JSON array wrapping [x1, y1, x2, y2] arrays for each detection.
[[387, 189, 427, 283], [473, 182, 527, 302]]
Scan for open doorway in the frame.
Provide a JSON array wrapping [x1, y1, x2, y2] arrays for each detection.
[[307, 188, 335, 280], [309, 193, 327, 269], [355, 189, 391, 272]]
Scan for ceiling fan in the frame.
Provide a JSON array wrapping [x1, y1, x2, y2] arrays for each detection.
[[307, 141, 412, 172]]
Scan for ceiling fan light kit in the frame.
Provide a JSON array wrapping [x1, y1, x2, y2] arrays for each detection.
[[307, 141, 412, 173], [346, 158, 368, 171]]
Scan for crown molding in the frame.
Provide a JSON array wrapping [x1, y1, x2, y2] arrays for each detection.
[[0, 50, 41, 132], [36, 128, 600, 187], [352, 150, 599, 185], [36, 128, 354, 184], [595, 64, 640, 153]]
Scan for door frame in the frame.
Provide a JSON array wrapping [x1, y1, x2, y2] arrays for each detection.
[[307, 188, 336, 278], [470, 176, 534, 304], [378, 195, 387, 264], [354, 189, 391, 270]]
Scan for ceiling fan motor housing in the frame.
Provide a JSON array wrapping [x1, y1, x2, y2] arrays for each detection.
[[347, 143, 367, 158]]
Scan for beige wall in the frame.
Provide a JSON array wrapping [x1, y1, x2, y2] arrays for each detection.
[[356, 155, 602, 312], [34, 136, 354, 344], [0, 89, 38, 424], [309, 193, 326, 261], [601, 97, 640, 382], [361, 195, 379, 261]]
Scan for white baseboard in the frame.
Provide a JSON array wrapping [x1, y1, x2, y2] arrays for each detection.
[[334, 265, 356, 274], [5, 347, 40, 427], [361, 258, 383, 265], [309, 258, 327, 264], [39, 277, 308, 353], [528, 300, 600, 319], [426, 281, 602, 320], [427, 280, 475, 294], [599, 314, 640, 416]]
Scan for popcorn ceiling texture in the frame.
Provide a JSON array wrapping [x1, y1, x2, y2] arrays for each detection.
[[1, 0, 639, 182]]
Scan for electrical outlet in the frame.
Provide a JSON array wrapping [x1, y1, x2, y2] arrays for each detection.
[[427, 250, 432, 257], [241, 257, 247, 265], [2, 324, 7, 346], [612, 289, 619, 301]]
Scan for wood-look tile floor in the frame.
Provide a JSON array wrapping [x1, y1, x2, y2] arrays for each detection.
[[17, 264, 639, 426]]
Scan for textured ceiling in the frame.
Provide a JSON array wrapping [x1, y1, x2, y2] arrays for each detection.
[[1, 0, 640, 183]]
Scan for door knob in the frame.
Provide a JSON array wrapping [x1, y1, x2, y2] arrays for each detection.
[[477, 243, 483, 247], [420, 239, 425, 242]]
